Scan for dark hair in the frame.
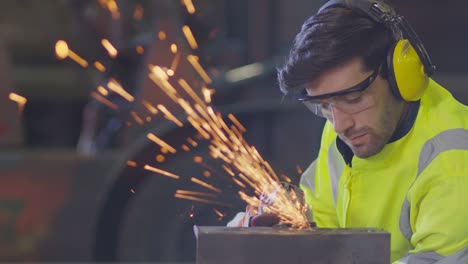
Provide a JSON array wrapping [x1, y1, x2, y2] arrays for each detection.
[[277, 6, 394, 95]]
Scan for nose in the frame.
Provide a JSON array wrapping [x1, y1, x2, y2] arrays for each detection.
[[330, 106, 354, 134]]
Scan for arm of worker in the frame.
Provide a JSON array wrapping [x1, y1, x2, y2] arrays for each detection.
[[393, 171, 468, 264], [299, 158, 340, 228]]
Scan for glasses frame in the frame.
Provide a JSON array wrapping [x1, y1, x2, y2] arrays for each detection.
[[297, 65, 381, 103]]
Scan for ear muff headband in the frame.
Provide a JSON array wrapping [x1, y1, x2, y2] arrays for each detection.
[[317, 0, 436, 101]]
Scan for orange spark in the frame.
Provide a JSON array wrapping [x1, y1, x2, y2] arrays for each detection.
[[228, 114, 246, 133], [296, 165, 303, 174], [157, 104, 184, 127], [148, 66, 181, 103], [146, 116, 152, 122], [232, 177, 247, 189], [170, 53, 181, 73], [156, 154, 166, 163], [167, 69, 175, 76], [237, 173, 257, 191], [141, 100, 158, 114], [147, 133, 177, 154], [107, 79, 135, 102], [176, 190, 217, 198], [181, 144, 190, 151], [281, 175, 292, 183], [182, 25, 199, 50], [187, 55, 212, 84], [187, 116, 210, 140], [171, 44, 178, 54], [55, 40, 68, 59], [133, 3, 144, 20], [101, 39, 118, 58], [202, 86, 214, 103], [136, 45, 144, 54], [203, 171, 212, 178], [238, 191, 260, 207], [90, 92, 118, 110], [178, 99, 197, 119], [143, 50, 310, 228], [181, 0, 196, 14], [55, 40, 88, 68], [127, 160, 137, 167], [208, 145, 230, 163], [9, 93, 27, 113], [212, 208, 225, 219], [98, 0, 120, 19], [94, 61, 106, 72], [178, 79, 205, 106], [144, 165, 180, 180], [175, 193, 231, 207], [150, 65, 169, 80], [193, 156, 203, 163], [131, 111, 144, 125], [195, 105, 228, 142], [187, 137, 198, 147], [97, 86, 109, 96], [158, 31, 167, 40], [190, 177, 222, 193], [261, 156, 281, 182], [221, 165, 235, 177]]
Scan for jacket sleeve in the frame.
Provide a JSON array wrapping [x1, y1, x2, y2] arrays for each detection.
[[393, 172, 468, 264], [299, 121, 339, 228], [299, 158, 339, 228]]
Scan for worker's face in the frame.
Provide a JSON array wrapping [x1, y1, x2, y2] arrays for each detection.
[[305, 57, 405, 158]]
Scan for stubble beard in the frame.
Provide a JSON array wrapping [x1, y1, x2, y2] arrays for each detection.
[[350, 100, 404, 159], [349, 130, 386, 158]]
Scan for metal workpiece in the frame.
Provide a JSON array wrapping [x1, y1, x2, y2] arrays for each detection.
[[194, 226, 390, 264]]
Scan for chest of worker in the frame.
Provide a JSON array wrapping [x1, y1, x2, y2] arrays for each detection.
[[332, 130, 426, 227]]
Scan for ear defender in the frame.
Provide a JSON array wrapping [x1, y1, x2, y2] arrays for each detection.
[[386, 40, 430, 102], [318, 0, 435, 101]]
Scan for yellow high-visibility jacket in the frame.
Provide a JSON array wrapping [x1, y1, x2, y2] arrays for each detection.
[[300, 80, 468, 263]]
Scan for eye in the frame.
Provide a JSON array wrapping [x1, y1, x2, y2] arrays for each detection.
[[342, 92, 362, 104], [319, 101, 331, 110]]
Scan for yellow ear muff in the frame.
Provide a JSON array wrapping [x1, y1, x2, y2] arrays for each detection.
[[391, 39, 429, 101]]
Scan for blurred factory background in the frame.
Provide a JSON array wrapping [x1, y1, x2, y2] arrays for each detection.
[[0, 0, 466, 262]]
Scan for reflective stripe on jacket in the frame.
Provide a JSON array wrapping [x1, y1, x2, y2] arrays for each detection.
[[300, 79, 468, 263]]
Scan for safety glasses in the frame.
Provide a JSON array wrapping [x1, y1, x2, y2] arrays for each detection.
[[297, 66, 380, 119]]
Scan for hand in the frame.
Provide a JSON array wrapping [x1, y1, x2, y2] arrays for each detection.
[[226, 206, 280, 227]]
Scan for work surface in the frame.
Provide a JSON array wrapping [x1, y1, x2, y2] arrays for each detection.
[[195, 226, 390, 264]]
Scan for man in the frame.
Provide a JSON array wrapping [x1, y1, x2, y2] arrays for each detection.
[[228, 0, 468, 263]]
